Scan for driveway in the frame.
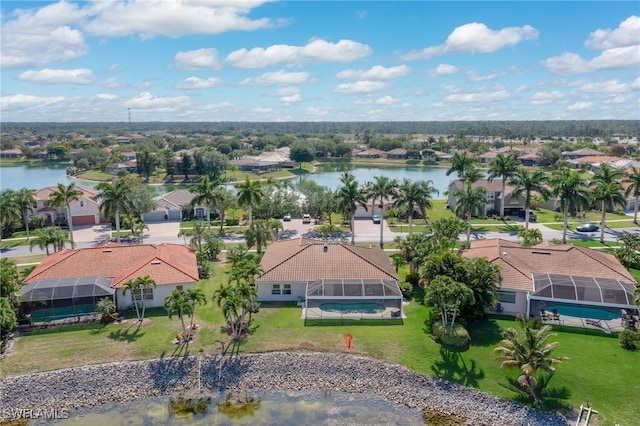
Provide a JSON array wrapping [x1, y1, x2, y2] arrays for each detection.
[[72, 221, 181, 244]]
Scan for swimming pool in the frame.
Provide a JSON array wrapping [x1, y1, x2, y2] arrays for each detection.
[[542, 304, 621, 321], [319, 302, 386, 314]]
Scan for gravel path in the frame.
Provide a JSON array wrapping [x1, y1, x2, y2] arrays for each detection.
[[0, 351, 569, 425]]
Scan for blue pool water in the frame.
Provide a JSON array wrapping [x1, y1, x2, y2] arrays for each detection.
[[543, 304, 621, 321], [319, 303, 385, 314]]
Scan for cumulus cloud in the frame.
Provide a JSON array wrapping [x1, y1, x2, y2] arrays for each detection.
[[585, 15, 640, 49], [174, 48, 222, 71], [226, 39, 371, 68], [429, 64, 459, 77], [18, 68, 94, 84], [95, 93, 118, 101], [240, 70, 310, 86], [568, 102, 593, 111], [124, 92, 190, 109], [444, 89, 510, 103], [1, 94, 65, 109], [280, 94, 301, 104], [102, 78, 122, 89], [402, 22, 538, 60], [270, 87, 301, 103], [175, 77, 223, 89], [530, 90, 564, 105], [333, 80, 386, 94], [577, 79, 633, 94], [336, 65, 410, 80], [375, 96, 399, 105], [467, 70, 504, 82]]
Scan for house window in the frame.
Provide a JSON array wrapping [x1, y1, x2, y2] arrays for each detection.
[[176, 285, 183, 291], [80, 200, 84, 207], [283, 284, 291, 295], [497, 290, 516, 304], [272, 284, 281, 295], [132, 288, 154, 301]]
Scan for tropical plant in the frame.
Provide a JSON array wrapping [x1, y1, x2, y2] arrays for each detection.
[[548, 168, 590, 243], [213, 282, 259, 341], [446, 152, 476, 179], [185, 288, 206, 330], [454, 184, 487, 244], [132, 220, 149, 244], [624, 166, 640, 224], [95, 180, 132, 243], [0, 189, 20, 236], [14, 188, 36, 239], [337, 172, 368, 244], [494, 316, 569, 404], [237, 178, 264, 224], [178, 221, 208, 251], [615, 232, 640, 269], [518, 228, 543, 247], [190, 175, 221, 229], [591, 164, 626, 243], [226, 244, 248, 269], [487, 154, 520, 219], [0, 297, 17, 341], [96, 297, 117, 322], [122, 275, 157, 322], [424, 275, 474, 328], [29, 226, 73, 255], [428, 217, 467, 252], [245, 219, 274, 253], [509, 168, 550, 231], [393, 178, 438, 236], [164, 289, 193, 333], [48, 183, 82, 244], [365, 176, 398, 248]]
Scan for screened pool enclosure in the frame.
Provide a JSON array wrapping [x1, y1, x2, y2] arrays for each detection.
[[19, 276, 115, 323], [303, 279, 403, 321]]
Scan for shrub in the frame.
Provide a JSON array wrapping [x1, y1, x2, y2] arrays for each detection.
[[224, 218, 239, 226], [619, 329, 640, 350], [398, 281, 413, 299], [504, 215, 511, 221], [422, 409, 465, 426], [405, 272, 419, 286], [432, 322, 470, 347], [422, 160, 437, 166]]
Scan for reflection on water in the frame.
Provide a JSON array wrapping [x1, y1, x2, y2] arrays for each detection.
[[47, 389, 423, 426]]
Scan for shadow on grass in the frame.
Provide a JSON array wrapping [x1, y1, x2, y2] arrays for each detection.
[[107, 323, 145, 342], [500, 375, 572, 412], [431, 346, 484, 388], [466, 317, 505, 347]]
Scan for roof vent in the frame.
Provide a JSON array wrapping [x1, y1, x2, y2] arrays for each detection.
[[150, 260, 162, 265], [102, 249, 113, 253], [323, 243, 328, 253], [531, 251, 551, 255]]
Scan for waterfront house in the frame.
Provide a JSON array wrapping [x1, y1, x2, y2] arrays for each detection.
[[34, 185, 105, 226], [447, 179, 526, 217], [141, 189, 209, 222]]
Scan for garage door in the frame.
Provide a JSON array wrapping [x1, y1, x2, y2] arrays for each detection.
[[73, 215, 97, 225]]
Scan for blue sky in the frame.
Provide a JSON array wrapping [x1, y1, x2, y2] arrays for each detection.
[[1, 1, 638, 122]]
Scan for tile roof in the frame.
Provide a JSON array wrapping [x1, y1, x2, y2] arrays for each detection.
[[23, 243, 198, 288], [462, 238, 635, 292], [450, 179, 514, 195], [258, 238, 398, 282], [35, 185, 101, 205]]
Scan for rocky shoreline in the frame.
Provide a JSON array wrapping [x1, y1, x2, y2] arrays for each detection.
[[0, 351, 568, 425]]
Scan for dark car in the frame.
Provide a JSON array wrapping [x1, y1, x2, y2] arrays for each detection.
[[517, 210, 537, 222], [576, 223, 599, 232]]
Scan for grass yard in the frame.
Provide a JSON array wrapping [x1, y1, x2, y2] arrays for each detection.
[[2, 256, 638, 424]]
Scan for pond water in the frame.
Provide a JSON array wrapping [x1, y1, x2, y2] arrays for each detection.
[[0, 164, 78, 191], [43, 389, 424, 426]]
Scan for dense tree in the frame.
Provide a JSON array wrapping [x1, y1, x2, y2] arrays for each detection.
[[591, 164, 626, 243], [289, 141, 315, 166], [548, 168, 590, 243], [48, 183, 82, 244], [0, 190, 20, 237], [245, 220, 274, 253], [487, 153, 520, 219], [624, 166, 640, 224], [95, 180, 132, 243], [190, 175, 221, 229], [425, 275, 474, 328], [136, 148, 158, 182], [12, 188, 36, 239], [614, 232, 640, 269], [509, 168, 550, 231], [181, 152, 192, 180], [163, 148, 176, 178], [213, 282, 259, 341]]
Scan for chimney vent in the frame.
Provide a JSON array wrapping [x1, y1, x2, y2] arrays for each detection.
[[323, 243, 328, 252]]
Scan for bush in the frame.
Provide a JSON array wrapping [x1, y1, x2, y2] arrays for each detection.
[[504, 215, 511, 221], [398, 281, 413, 299], [224, 218, 239, 226], [432, 322, 470, 347], [619, 329, 640, 350], [422, 409, 465, 426], [405, 272, 419, 286]]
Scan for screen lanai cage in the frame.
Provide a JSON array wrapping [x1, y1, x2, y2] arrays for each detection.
[[19, 276, 115, 323], [303, 279, 404, 321]]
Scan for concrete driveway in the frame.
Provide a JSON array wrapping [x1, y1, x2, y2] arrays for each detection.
[[72, 221, 181, 244]]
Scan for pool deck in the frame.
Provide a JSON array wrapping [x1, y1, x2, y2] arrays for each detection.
[[541, 315, 625, 334]]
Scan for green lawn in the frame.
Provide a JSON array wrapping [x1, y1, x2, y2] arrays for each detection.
[[2, 257, 638, 424]]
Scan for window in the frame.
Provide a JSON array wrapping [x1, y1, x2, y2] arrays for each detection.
[[176, 285, 183, 291], [498, 290, 516, 304], [132, 288, 154, 301], [283, 284, 292, 295], [272, 284, 281, 295], [80, 200, 84, 207]]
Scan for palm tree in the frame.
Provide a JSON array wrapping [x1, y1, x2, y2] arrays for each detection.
[[245, 219, 274, 253], [548, 168, 590, 243], [190, 175, 221, 229], [14, 188, 36, 239], [509, 168, 550, 231], [393, 178, 438, 236], [29, 226, 72, 255], [518, 228, 543, 247], [132, 220, 149, 244], [455, 183, 487, 245], [213, 282, 258, 341], [494, 317, 569, 404], [236, 178, 263, 224], [446, 152, 476, 179], [96, 297, 117, 322], [365, 176, 398, 248], [0, 190, 20, 237], [48, 183, 82, 244], [122, 275, 157, 322], [591, 164, 626, 243], [487, 153, 520, 219], [178, 221, 207, 251], [95, 181, 132, 243], [186, 288, 206, 330], [164, 289, 192, 333], [337, 172, 368, 244], [624, 166, 640, 224]]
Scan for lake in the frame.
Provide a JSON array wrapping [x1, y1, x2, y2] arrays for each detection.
[[0, 164, 78, 191]]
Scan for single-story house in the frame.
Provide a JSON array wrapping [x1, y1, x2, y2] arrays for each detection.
[[461, 239, 637, 318], [256, 238, 403, 320], [20, 243, 199, 322], [230, 147, 296, 173], [355, 148, 386, 159], [142, 189, 208, 222], [561, 148, 602, 160], [0, 147, 22, 158], [517, 151, 539, 167], [385, 148, 407, 160], [33, 185, 105, 226]]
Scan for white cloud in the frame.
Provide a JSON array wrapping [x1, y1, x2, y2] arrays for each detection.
[[444, 89, 510, 103], [402, 22, 538, 60], [1, 94, 65, 109], [429, 64, 459, 76], [578, 79, 633, 94], [543, 46, 640, 75], [226, 39, 371, 68], [467, 70, 504, 82], [541, 53, 590, 75], [336, 65, 410, 80], [174, 48, 221, 71], [240, 70, 310, 86], [18, 68, 94, 84], [530, 90, 564, 105], [375, 96, 399, 105], [83, 0, 276, 38], [567, 102, 593, 111], [254, 106, 273, 114], [585, 15, 640, 49], [102, 78, 122, 89], [280, 94, 301, 104], [124, 92, 190, 109], [95, 93, 118, 101], [273, 87, 300, 96], [333, 80, 386, 94], [175, 77, 223, 89]]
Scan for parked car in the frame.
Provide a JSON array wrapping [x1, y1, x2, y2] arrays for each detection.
[[576, 223, 599, 232], [373, 214, 381, 224], [302, 214, 311, 224], [517, 210, 537, 222], [283, 213, 292, 221]]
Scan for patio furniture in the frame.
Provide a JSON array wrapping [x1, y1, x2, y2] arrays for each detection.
[[551, 309, 561, 322], [540, 309, 550, 321]]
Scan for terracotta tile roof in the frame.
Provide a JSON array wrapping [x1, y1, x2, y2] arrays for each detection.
[[258, 238, 398, 282], [35, 185, 100, 201], [462, 238, 635, 292], [23, 243, 198, 288]]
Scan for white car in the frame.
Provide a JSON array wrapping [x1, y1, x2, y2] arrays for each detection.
[[373, 215, 381, 224], [302, 214, 311, 224]]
